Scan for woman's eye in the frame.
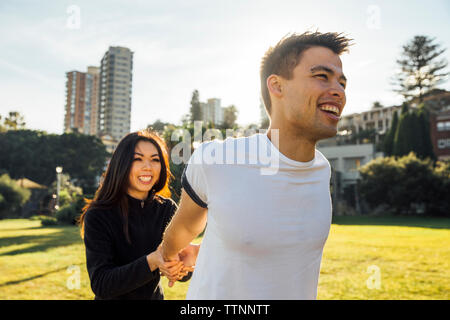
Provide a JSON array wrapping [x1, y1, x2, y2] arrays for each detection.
[[152, 158, 160, 162], [133, 158, 141, 161]]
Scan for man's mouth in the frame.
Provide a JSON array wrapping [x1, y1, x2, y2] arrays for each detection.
[[318, 103, 340, 116]]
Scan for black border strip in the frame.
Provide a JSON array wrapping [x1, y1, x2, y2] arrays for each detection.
[[181, 165, 208, 208]]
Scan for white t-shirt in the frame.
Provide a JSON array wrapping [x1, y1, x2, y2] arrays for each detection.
[[182, 133, 332, 300]]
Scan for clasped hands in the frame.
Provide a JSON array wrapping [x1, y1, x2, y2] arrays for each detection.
[[149, 244, 199, 287]]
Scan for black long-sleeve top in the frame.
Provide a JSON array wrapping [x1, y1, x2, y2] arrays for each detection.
[[83, 194, 177, 300]]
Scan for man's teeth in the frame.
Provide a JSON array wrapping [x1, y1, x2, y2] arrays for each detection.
[[138, 176, 152, 182], [319, 104, 340, 115]]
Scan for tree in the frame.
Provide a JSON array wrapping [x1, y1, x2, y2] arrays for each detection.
[[359, 153, 445, 215], [392, 105, 436, 160], [259, 99, 270, 129], [0, 174, 31, 219], [415, 105, 436, 160], [0, 130, 109, 194], [0, 115, 4, 133], [430, 161, 450, 216], [358, 156, 403, 214], [221, 105, 238, 129], [383, 110, 399, 156], [371, 101, 383, 109], [49, 173, 83, 208], [393, 111, 417, 157], [147, 119, 170, 133], [393, 35, 449, 103], [190, 90, 202, 123], [1, 111, 26, 131]]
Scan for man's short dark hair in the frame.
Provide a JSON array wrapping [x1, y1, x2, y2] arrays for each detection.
[[260, 31, 353, 115]]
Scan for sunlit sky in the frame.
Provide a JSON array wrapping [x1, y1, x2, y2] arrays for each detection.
[[0, 0, 449, 134]]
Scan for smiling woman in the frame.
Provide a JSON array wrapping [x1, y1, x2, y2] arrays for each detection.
[[77, 129, 193, 300]]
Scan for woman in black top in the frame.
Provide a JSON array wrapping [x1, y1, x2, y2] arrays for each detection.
[[79, 130, 193, 300]]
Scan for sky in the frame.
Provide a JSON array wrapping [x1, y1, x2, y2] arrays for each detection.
[[0, 0, 449, 134]]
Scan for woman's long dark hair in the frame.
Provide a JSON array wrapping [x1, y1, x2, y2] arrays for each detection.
[[79, 129, 172, 243]]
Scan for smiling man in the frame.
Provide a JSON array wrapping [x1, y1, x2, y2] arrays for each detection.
[[161, 31, 352, 299]]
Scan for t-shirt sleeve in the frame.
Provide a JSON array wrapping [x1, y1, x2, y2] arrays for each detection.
[[181, 143, 209, 208]]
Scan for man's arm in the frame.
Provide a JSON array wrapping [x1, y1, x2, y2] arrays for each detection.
[[161, 189, 207, 261]]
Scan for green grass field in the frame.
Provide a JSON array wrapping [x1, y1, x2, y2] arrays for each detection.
[[0, 216, 448, 300]]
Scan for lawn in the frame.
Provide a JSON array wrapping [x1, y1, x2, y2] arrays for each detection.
[[0, 216, 448, 300]]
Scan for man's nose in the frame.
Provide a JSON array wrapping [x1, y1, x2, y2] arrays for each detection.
[[329, 82, 346, 103]]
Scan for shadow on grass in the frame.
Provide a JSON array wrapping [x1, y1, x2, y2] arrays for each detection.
[[331, 215, 450, 229], [0, 227, 82, 256], [0, 266, 69, 287]]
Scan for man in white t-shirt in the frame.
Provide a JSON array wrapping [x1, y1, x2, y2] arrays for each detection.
[[160, 31, 352, 299]]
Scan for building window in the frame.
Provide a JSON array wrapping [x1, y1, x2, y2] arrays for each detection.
[[436, 121, 450, 131], [344, 157, 362, 171], [437, 139, 450, 149]]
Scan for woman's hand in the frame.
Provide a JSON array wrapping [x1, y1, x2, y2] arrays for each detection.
[[146, 247, 183, 281]]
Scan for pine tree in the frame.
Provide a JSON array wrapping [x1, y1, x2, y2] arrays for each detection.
[[393, 111, 415, 157], [392, 106, 436, 160], [189, 90, 202, 123], [393, 35, 449, 103], [416, 106, 436, 160], [383, 110, 399, 156]]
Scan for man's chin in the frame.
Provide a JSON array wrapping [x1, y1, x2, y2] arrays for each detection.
[[315, 127, 338, 141]]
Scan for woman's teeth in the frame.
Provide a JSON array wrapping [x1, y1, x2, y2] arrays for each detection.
[[138, 176, 152, 182]]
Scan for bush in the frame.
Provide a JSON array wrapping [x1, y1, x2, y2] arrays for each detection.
[[40, 216, 59, 226], [428, 161, 450, 216], [49, 173, 83, 208], [55, 195, 85, 225], [0, 174, 31, 219], [359, 153, 448, 216]]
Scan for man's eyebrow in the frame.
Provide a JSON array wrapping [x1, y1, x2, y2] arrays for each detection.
[[310, 65, 347, 82]]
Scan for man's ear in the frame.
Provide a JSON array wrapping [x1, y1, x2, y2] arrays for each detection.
[[267, 75, 283, 98]]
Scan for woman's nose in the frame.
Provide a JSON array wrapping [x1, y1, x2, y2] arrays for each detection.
[[142, 159, 154, 170]]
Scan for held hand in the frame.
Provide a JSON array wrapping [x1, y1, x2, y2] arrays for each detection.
[[147, 247, 183, 282], [160, 243, 200, 287], [179, 243, 200, 270], [171, 244, 200, 285], [158, 246, 186, 287]]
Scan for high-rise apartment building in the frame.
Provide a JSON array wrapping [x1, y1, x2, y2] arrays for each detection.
[[200, 98, 224, 125], [85, 66, 100, 135], [64, 66, 100, 135], [97, 46, 133, 142]]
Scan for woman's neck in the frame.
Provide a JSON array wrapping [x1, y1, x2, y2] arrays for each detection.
[[126, 191, 149, 201]]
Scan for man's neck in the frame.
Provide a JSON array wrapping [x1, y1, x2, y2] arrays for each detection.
[[267, 124, 316, 163]]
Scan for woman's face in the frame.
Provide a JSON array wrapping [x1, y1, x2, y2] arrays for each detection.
[[127, 140, 162, 200]]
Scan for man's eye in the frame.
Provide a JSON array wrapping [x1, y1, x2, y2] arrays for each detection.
[[340, 83, 346, 89], [316, 74, 328, 79]]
